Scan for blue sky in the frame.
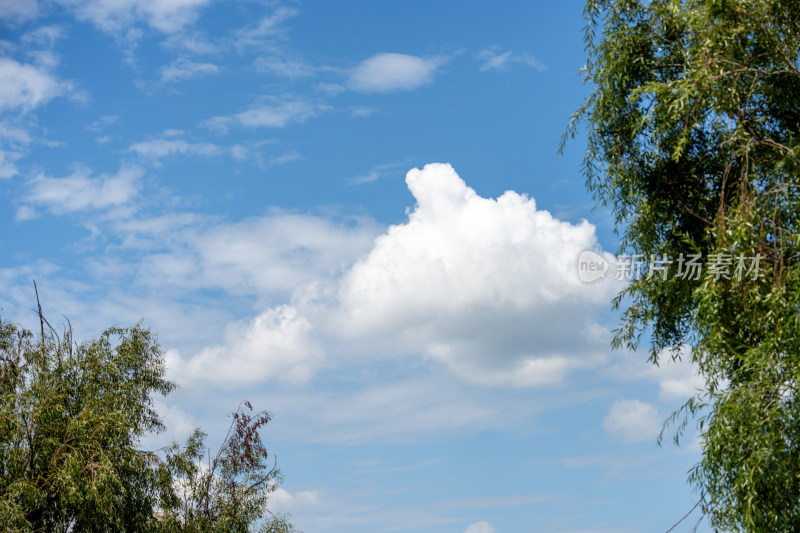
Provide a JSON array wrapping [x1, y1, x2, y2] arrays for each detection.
[[1, 1, 712, 531]]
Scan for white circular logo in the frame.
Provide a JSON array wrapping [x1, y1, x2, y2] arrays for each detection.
[[577, 250, 609, 283]]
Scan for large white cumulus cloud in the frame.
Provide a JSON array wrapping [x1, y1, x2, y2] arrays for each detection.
[[335, 163, 616, 386]]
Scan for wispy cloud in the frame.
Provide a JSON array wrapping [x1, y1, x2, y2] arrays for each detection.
[[315, 82, 345, 96], [349, 106, 375, 118], [159, 57, 219, 83], [128, 138, 223, 159], [62, 0, 214, 35], [232, 5, 299, 49], [269, 150, 301, 166], [348, 53, 446, 93], [477, 46, 545, 72], [0, 150, 23, 178], [253, 56, 317, 79], [204, 96, 327, 132], [0, 57, 71, 112], [19, 165, 142, 219], [347, 161, 406, 184], [0, 121, 32, 179], [162, 31, 219, 55], [0, 0, 40, 23]]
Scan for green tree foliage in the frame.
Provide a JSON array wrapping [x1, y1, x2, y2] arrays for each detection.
[[568, 0, 800, 530], [159, 404, 293, 533], [0, 314, 294, 532]]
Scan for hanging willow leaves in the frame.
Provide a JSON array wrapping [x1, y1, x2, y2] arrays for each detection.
[[567, 0, 800, 530]]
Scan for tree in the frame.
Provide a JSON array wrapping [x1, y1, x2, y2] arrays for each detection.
[[159, 403, 293, 533], [0, 310, 293, 532], [566, 0, 800, 530]]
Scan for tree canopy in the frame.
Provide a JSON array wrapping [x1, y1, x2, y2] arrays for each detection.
[[0, 312, 293, 532], [569, 0, 800, 530]]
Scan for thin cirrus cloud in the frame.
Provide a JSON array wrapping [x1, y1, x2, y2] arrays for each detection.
[[159, 58, 219, 84], [203, 97, 327, 132], [253, 56, 318, 79], [18, 166, 142, 220], [477, 46, 545, 72], [0, 0, 40, 23], [232, 6, 300, 48], [348, 53, 445, 93], [269, 150, 301, 166], [347, 161, 407, 185], [58, 0, 213, 34], [254, 376, 530, 445], [128, 138, 223, 160], [129, 210, 381, 296]]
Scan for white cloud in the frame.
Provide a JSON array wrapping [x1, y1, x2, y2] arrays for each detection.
[[205, 97, 325, 131], [347, 161, 405, 185], [268, 487, 323, 515], [477, 47, 545, 72], [14, 205, 36, 221], [315, 82, 345, 96], [22, 166, 141, 215], [0, 149, 22, 178], [187, 211, 380, 295], [230, 144, 248, 161], [465, 521, 497, 533], [608, 345, 705, 402], [254, 56, 316, 79], [350, 106, 375, 118], [14, 162, 619, 395], [21, 25, 64, 51], [348, 53, 444, 93], [150, 399, 196, 443], [0, 0, 39, 23], [162, 31, 218, 54], [269, 150, 301, 165], [233, 6, 299, 48], [168, 305, 324, 386], [60, 0, 213, 34], [107, 208, 379, 303], [160, 58, 219, 83], [0, 57, 67, 112], [602, 399, 661, 443], [235, 100, 320, 128], [0, 121, 33, 145], [128, 138, 222, 159], [86, 115, 118, 133], [334, 163, 617, 386]]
